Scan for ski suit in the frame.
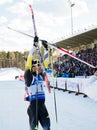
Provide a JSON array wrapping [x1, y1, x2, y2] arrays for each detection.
[[24, 45, 50, 130]]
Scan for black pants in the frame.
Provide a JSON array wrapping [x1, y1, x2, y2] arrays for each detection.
[[27, 99, 50, 130]]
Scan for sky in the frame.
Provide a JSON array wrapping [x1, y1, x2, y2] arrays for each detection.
[[0, 0, 97, 52], [0, 67, 97, 130]]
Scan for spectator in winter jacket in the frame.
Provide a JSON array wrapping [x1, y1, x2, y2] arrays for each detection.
[[24, 36, 50, 130]]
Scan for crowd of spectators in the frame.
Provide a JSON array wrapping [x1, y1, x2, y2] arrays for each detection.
[[51, 45, 97, 78]]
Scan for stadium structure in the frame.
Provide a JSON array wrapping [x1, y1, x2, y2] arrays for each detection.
[[54, 26, 97, 52]]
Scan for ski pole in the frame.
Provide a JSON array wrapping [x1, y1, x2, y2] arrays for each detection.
[[50, 48, 58, 123]]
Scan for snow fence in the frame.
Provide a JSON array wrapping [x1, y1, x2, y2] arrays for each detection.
[[48, 77, 88, 96]]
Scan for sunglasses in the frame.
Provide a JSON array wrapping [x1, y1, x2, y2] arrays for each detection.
[[32, 64, 41, 67]]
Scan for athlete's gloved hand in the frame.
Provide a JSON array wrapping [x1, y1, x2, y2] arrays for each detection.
[[33, 36, 39, 47], [42, 40, 48, 50]]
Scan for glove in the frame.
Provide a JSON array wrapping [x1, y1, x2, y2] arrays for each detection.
[[33, 36, 39, 47], [42, 40, 48, 50]]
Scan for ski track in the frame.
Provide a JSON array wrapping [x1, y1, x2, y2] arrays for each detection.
[[0, 80, 97, 130]]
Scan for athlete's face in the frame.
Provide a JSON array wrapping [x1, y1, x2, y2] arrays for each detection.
[[32, 66, 36, 72]]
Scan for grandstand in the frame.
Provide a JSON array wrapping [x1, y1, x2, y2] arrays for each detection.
[[51, 26, 97, 77]]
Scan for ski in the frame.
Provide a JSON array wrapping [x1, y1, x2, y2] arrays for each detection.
[[43, 41, 96, 68], [28, 4, 50, 93], [8, 26, 96, 69], [28, 4, 39, 130]]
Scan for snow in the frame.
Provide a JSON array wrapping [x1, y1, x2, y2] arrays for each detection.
[[0, 68, 97, 130], [0, 67, 24, 81]]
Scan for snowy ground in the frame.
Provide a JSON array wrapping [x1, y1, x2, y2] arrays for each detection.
[[0, 67, 24, 80], [0, 68, 97, 130]]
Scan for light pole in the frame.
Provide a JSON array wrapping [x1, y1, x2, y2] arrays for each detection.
[[68, 0, 75, 35]]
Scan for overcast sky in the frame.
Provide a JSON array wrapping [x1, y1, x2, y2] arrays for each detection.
[[0, 0, 97, 52]]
